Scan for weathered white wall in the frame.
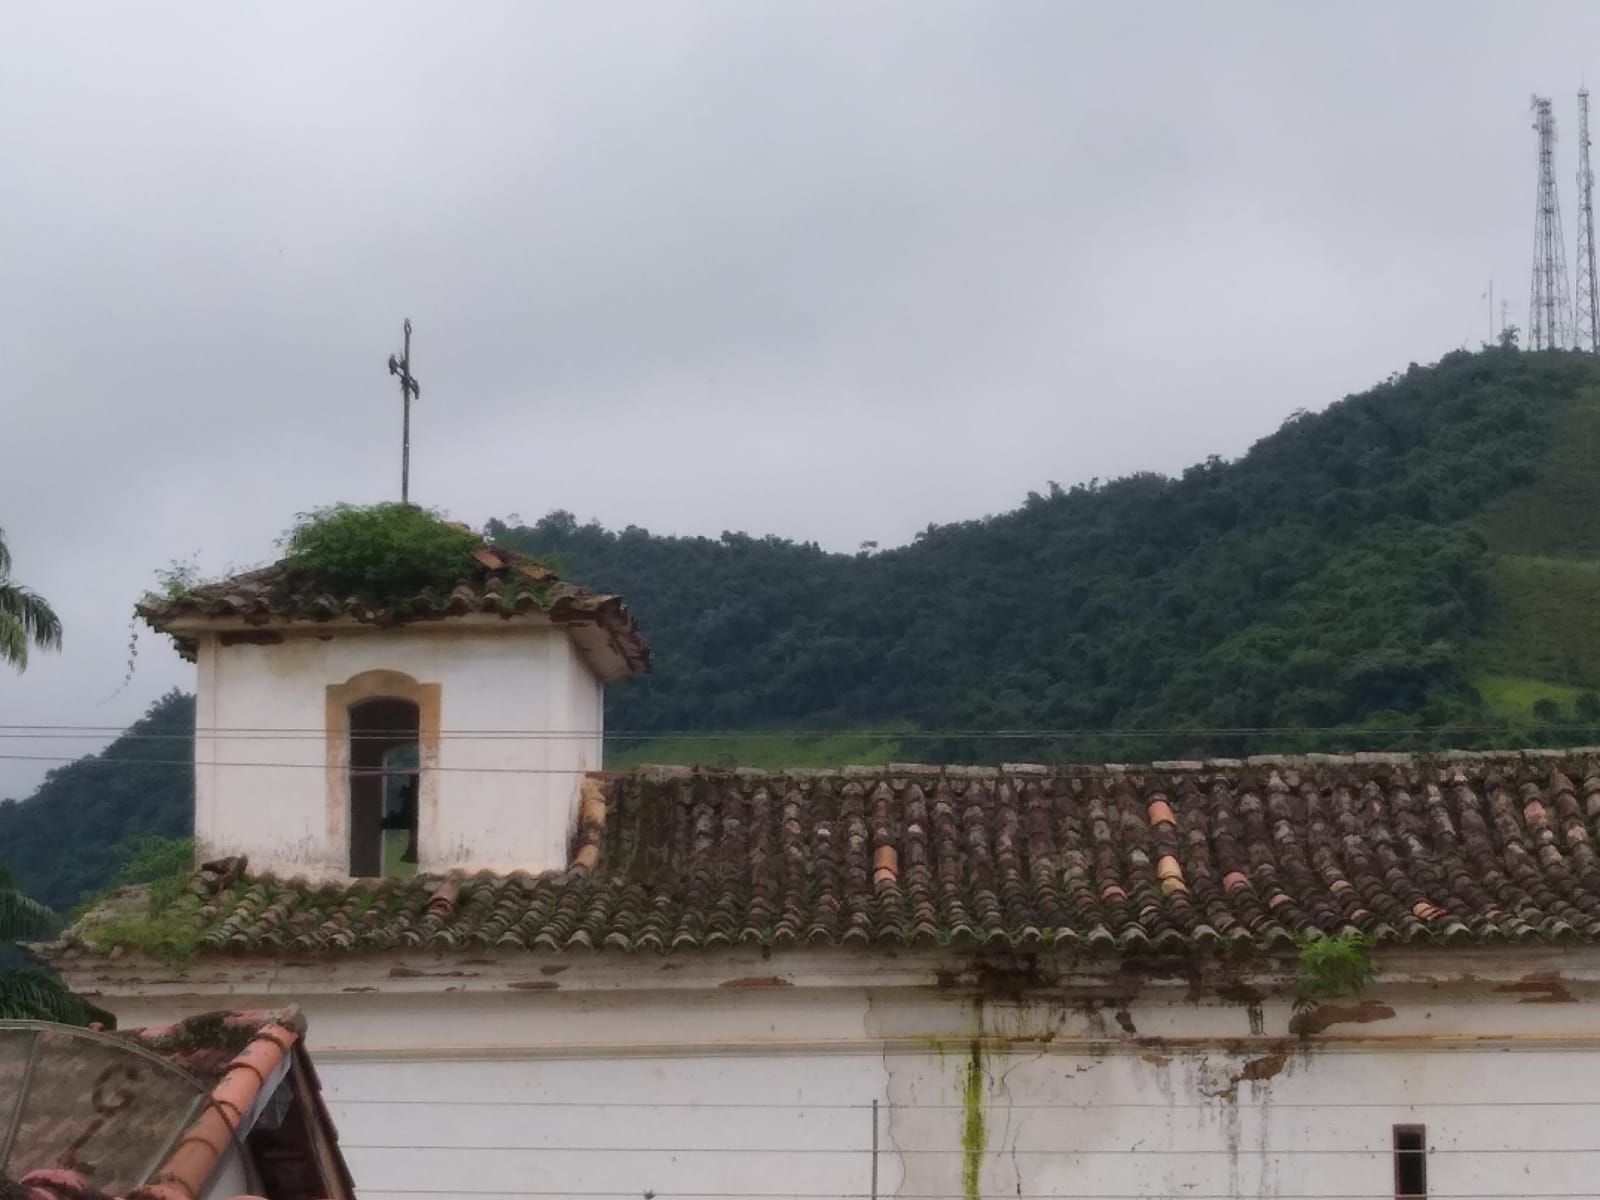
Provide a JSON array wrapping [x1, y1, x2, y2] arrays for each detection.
[[193, 626, 603, 877], [96, 948, 1600, 1200], [307, 1037, 1600, 1200]]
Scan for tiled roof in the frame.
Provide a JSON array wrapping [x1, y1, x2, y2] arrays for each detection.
[[0, 1007, 353, 1200], [137, 543, 650, 676], [63, 752, 1600, 958]]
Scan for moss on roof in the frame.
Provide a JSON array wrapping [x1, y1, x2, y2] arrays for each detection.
[[137, 507, 649, 673], [50, 752, 1600, 961]]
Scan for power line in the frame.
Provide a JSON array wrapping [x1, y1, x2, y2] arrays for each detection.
[[323, 1095, 1600, 1110], [5, 739, 1600, 773], [4, 733, 1600, 772], [300, 1191, 1600, 1199], [5, 723, 1600, 740], [334, 1144, 1600, 1156], [0, 753, 592, 774]]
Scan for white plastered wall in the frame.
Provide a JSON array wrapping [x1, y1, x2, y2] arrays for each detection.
[[193, 625, 603, 878], [101, 961, 1600, 1200]]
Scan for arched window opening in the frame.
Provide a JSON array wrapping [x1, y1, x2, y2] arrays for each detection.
[[348, 697, 420, 878]]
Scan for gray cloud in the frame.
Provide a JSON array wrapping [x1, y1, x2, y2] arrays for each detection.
[[1, 0, 1594, 796]]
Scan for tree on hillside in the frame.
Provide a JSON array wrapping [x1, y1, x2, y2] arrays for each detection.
[[0, 865, 97, 1023], [494, 348, 1598, 748], [0, 526, 62, 671], [0, 691, 196, 913]]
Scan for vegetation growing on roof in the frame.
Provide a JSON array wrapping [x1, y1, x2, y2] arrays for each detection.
[[79, 893, 203, 961], [1293, 931, 1376, 1013], [113, 560, 210, 698], [280, 502, 483, 604], [71, 834, 201, 961], [112, 834, 196, 903]]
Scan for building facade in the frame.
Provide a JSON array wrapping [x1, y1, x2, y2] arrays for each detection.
[[44, 540, 1600, 1199]]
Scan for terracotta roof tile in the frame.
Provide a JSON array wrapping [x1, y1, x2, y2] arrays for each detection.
[[56, 751, 1600, 959], [0, 1009, 351, 1200], [136, 548, 649, 676]]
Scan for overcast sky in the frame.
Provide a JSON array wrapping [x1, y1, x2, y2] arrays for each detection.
[[1, 0, 1595, 798]]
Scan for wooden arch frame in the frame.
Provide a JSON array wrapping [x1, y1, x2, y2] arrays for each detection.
[[325, 669, 442, 875]]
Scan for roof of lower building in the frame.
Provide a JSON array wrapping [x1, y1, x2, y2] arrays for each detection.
[[138, 543, 650, 679], [0, 1007, 354, 1200], [51, 751, 1600, 960]]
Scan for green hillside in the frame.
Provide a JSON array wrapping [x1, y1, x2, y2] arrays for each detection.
[[8, 345, 1600, 911], [0, 691, 193, 912], [498, 346, 1600, 761], [1472, 380, 1600, 712]]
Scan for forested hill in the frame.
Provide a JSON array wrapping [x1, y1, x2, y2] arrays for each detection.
[[0, 691, 193, 912], [9, 346, 1600, 912], [492, 346, 1600, 758]]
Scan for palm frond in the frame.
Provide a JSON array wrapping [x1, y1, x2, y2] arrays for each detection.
[[0, 887, 60, 941], [0, 967, 98, 1024], [0, 583, 61, 670], [0, 526, 11, 577], [0, 612, 26, 670]]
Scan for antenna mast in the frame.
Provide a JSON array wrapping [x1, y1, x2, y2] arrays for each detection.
[[1530, 96, 1574, 350], [1578, 87, 1599, 351]]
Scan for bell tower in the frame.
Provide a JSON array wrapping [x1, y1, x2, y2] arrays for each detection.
[[140, 533, 648, 880]]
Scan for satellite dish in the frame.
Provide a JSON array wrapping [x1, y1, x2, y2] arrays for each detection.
[[0, 1019, 253, 1196]]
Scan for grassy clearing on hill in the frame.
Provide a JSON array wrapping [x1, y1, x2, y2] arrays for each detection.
[[1478, 384, 1600, 558], [1474, 384, 1600, 692], [1473, 555, 1600, 688], [1473, 673, 1592, 722], [605, 728, 907, 770]]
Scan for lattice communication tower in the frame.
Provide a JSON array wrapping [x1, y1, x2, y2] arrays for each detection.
[[1530, 96, 1574, 350], [1577, 88, 1599, 351]]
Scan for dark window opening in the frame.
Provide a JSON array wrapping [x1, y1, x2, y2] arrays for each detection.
[[1394, 1124, 1426, 1199], [349, 697, 419, 878]]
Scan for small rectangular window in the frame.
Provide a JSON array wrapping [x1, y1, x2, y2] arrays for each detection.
[[1394, 1124, 1426, 1199]]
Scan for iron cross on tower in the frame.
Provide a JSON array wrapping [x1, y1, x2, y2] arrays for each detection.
[[387, 319, 422, 503]]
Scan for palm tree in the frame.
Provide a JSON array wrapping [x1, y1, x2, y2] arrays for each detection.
[[0, 527, 83, 1022], [0, 865, 54, 944], [0, 525, 62, 671], [0, 865, 97, 1023]]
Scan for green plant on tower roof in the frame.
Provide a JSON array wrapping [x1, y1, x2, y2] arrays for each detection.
[[114, 558, 208, 699], [280, 502, 483, 603]]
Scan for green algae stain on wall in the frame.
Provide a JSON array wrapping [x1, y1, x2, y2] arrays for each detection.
[[961, 1040, 986, 1200]]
